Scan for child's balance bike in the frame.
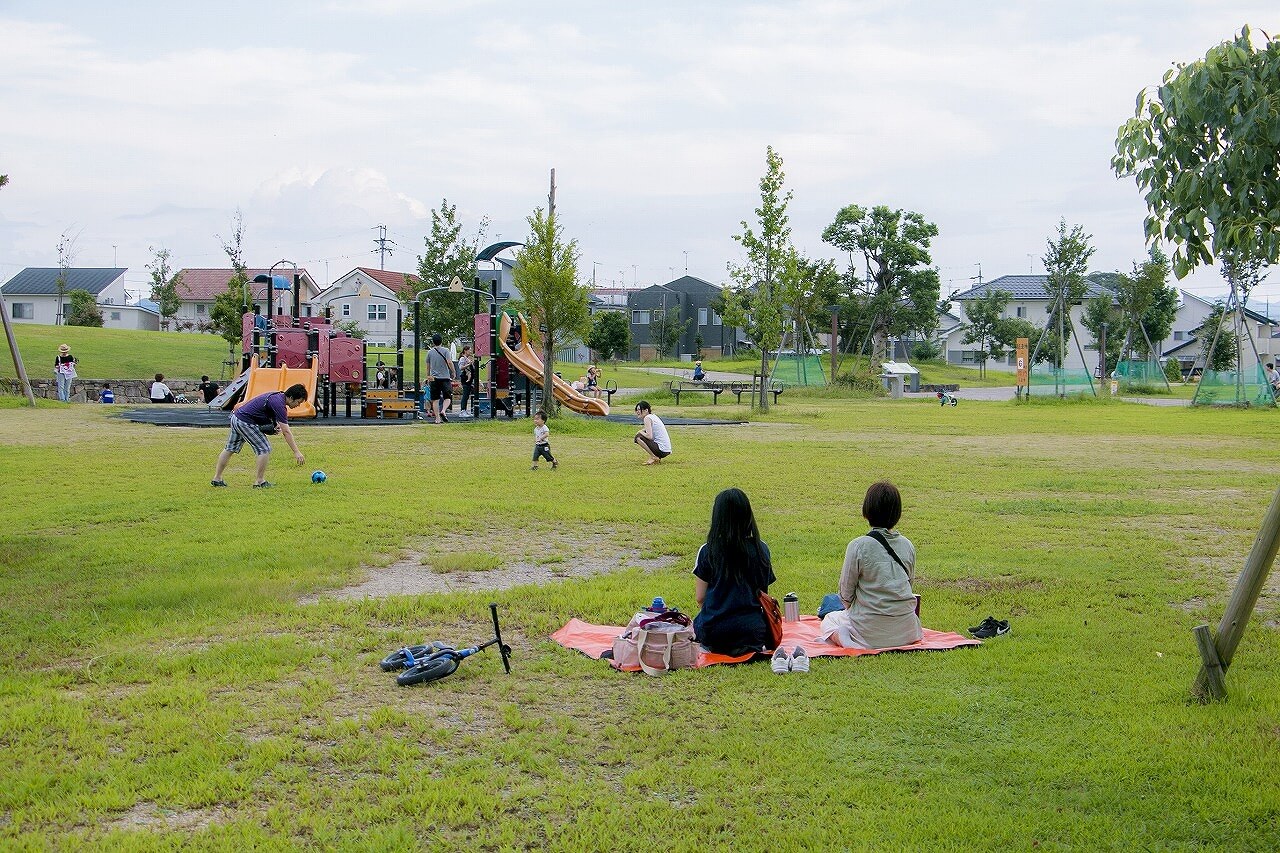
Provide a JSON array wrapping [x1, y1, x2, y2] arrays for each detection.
[[380, 603, 513, 687]]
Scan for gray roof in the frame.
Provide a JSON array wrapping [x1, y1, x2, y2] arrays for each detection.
[[2, 267, 127, 295], [660, 275, 721, 294], [951, 275, 1112, 302]]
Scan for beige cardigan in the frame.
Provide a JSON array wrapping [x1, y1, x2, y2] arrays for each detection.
[[820, 529, 923, 649]]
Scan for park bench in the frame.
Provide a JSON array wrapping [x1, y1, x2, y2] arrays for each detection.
[[668, 380, 724, 405], [729, 381, 784, 405]]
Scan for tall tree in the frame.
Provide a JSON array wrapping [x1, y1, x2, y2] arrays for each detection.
[[512, 207, 589, 416], [821, 204, 941, 366], [960, 289, 1012, 378], [1113, 247, 1176, 357], [1113, 27, 1280, 278], [55, 229, 79, 326], [65, 289, 104, 327], [649, 301, 690, 359], [1040, 219, 1095, 367], [1080, 294, 1123, 376], [585, 311, 630, 361], [147, 246, 183, 331], [210, 211, 248, 359], [411, 200, 488, 343], [1198, 303, 1238, 371], [723, 146, 792, 410]]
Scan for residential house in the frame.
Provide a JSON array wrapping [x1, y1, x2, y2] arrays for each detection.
[[313, 267, 419, 346], [0, 267, 159, 330], [627, 276, 734, 361], [942, 275, 1114, 371], [1161, 290, 1278, 376], [174, 268, 321, 332]]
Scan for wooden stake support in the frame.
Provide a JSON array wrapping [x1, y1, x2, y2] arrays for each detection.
[[1192, 625, 1226, 701], [1192, 485, 1280, 701]]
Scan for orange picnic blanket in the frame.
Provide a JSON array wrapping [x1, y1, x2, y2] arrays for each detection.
[[552, 615, 979, 670]]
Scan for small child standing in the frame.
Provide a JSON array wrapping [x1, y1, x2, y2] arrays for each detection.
[[531, 410, 557, 470]]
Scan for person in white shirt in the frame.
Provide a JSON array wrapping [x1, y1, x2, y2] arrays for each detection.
[[633, 400, 672, 464], [1266, 362, 1280, 393], [150, 373, 175, 403], [531, 410, 557, 470]]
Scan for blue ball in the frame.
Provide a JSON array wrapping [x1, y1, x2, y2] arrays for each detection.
[[311, 470, 327, 483]]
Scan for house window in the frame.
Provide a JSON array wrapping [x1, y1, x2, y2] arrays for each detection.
[[698, 308, 708, 326], [1016, 306, 1026, 318], [1173, 330, 1184, 341], [342, 303, 351, 317], [110, 311, 122, 321], [12, 303, 34, 319], [652, 308, 665, 322], [960, 351, 978, 363], [196, 304, 206, 315], [368, 303, 387, 321], [632, 310, 650, 325], [304, 305, 312, 317], [711, 310, 722, 326]]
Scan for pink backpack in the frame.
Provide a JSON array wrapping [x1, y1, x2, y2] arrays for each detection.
[[611, 611, 697, 676]]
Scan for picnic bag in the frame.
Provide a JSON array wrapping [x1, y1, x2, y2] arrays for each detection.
[[758, 591, 783, 650], [612, 611, 697, 676]]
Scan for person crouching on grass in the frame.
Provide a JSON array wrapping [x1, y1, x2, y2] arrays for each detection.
[[531, 410, 557, 470], [211, 384, 307, 488], [633, 400, 672, 464]]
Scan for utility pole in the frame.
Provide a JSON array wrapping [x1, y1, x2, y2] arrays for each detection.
[[548, 168, 556, 221], [373, 224, 396, 270]]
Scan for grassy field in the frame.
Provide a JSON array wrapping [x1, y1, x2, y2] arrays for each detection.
[[1, 390, 1278, 849]]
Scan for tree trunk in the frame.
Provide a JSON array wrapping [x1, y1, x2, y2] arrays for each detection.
[[758, 347, 769, 411], [542, 333, 557, 416]]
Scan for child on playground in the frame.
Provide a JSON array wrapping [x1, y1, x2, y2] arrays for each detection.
[[531, 410, 557, 470]]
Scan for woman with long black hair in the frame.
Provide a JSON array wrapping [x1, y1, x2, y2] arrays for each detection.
[[692, 488, 777, 656]]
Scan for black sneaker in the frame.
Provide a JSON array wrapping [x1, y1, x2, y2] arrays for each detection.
[[252, 481, 274, 489], [210, 479, 227, 487], [970, 616, 1010, 639]]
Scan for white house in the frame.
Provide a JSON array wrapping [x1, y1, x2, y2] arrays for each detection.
[[1162, 290, 1278, 375], [942, 275, 1114, 372], [313, 267, 419, 346], [0, 267, 159, 331]]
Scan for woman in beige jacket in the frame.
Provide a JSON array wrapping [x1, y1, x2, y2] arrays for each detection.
[[820, 481, 923, 649]]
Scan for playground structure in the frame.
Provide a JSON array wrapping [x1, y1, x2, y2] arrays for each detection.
[[498, 312, 609, 416]]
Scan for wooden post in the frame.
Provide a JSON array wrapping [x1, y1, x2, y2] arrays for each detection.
[[1, 296, 36, 406], [1192, 625, 1226, 701], [1192, 485, 1280, 700]]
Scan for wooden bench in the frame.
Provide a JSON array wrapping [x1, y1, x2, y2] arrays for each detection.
[[364, 389, 419, 419], [668, 380, 723, 405], [729, 382, 785, 405]]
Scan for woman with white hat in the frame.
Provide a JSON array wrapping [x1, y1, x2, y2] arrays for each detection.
[[54, 343, 77, 402]]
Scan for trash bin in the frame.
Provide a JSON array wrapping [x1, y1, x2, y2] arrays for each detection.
[[880, 374, 904, 399]]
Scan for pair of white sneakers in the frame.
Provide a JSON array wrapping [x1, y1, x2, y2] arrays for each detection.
[[771, 646, 810, 674]]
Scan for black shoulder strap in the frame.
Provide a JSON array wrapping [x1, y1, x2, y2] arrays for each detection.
[[867, 530, 909, 576]]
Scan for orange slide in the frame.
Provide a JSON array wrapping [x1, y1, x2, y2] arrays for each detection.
[[233, 363, 318, 419], [498, 313, 609, 416]]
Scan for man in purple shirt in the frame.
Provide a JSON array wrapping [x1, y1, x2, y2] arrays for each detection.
[[211, 384, 307, 488]]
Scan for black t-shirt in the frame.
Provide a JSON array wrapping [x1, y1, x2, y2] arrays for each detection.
[[692, 540, 775, 655], [197, 381, 219, 403]]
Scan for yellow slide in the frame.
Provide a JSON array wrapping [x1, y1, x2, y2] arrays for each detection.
[[234, 363, 318, 419], [498, 313, 609, 416]]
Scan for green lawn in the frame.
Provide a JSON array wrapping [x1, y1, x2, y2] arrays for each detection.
[[1, 324, 232, 381], [2, 367, 1280, 848]]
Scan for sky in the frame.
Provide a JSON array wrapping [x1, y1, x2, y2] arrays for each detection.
[[1, 1, 1277, 308]]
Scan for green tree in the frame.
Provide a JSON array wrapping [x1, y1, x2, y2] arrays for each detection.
[[1111, 247, 1176, 358], [147, 246, 183, 331], [1197, 303, 1237, 371], [410, 200, 487, 343], [210, 211, 248, 359], [65, 289, 104, 327], [960, 289, 1012, 377], [723, 146, 793, 410], [1113, 27, 1280, 278], [55, 229, 78, 326], [1040, 219, 1095, 367], [334, 319, 368, 339], [649, 303, 690, 359], [821, 204, 941, 366], [512, 207, 589, 416], [586, 311, 630, 361], [1080, 294, 1122, 376]]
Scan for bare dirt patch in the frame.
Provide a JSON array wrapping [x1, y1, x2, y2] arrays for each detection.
[[101, 801, 228, 834], [301, 529, 678, 603]]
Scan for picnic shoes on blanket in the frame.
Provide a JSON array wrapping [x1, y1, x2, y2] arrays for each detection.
[[771, 646, 810, 674], [969, 616, 1010, 639]]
